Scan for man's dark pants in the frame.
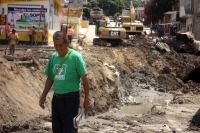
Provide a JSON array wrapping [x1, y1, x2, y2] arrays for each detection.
[[6, 34, 9, 44], [9, 44, 16, 55], [29, 35, 34, 45], [42, 35, 47, 45], [68, 35, 72, 43], [52, 92, 80, 133]]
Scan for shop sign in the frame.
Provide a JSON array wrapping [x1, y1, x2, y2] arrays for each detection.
[[7, 5, 47, 31], [0, 25, 5, 34], [1, 0, 46, 3], [0, 15, 6, 25]]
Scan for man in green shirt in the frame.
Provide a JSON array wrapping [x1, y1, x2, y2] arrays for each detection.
[[39, 31, 91, 133]]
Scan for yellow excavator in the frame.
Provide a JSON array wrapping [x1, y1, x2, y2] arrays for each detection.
[[93, 20, 126, 46], [121, 1, 143, 38]]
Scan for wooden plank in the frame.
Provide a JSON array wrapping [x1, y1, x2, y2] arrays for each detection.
[[14, 60, 33, 64]]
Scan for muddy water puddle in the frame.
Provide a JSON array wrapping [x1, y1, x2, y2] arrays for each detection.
[[115, 97, 168, 117], [91, 92, 174, 119]]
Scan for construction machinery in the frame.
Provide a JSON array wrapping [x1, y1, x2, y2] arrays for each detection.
[[121, 1, 143, 38], [89, 7, 104, 24], [93, 20, 126, 46]]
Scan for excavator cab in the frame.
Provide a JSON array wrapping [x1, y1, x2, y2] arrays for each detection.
[[121, 17, 130, 24], [95, 20, 107, 36]]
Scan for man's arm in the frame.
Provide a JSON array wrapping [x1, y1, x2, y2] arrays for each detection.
[[81, 74, 90, 112], [39, 77, 54, 109], [33, 29, 36, 34]]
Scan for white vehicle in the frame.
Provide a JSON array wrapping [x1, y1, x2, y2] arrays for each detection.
[[109, 18, 114, 22]]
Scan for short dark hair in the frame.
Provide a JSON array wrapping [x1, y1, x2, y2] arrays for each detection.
[[53, 31, 68, 43], [12, 29, 16, 32]]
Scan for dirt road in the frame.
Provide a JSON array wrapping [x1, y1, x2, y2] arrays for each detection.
[[0, 25, 200, 133]]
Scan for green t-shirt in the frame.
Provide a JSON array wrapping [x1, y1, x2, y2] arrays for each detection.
[[44, 50, 88, 94]]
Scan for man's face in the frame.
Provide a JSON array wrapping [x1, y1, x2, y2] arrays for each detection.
[[53, 39, 70, 56]]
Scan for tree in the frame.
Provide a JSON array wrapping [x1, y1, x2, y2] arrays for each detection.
[[144, 0, 177, 25], [98, 0, 124, 16], [87, 0, 99, 9], [86, 0, 145, 16], [124, 0, 145, 9]]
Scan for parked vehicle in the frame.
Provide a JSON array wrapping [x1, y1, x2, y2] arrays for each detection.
[[109, 18, 114, 22], [89, 7, 104, 24]]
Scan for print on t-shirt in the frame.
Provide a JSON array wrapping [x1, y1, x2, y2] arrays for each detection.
[[54, 64, 67, 80]]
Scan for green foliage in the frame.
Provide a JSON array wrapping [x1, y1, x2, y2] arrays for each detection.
[[87, 0, 145, 16], [87, 0, 99, 9], [123, 0, 145, 9]]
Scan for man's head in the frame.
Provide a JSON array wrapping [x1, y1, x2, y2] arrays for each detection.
[[33, 26, 36, 29], [69, 25, 71, 29], [12, 29, 16, 33], [53, 31, 70, 56]]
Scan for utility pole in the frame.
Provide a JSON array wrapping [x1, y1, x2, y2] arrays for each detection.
[[150, 4, 152, 34]]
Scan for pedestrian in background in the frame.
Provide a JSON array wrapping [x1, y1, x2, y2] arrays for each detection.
[[8, 29, 18, 55], [28, 26, 36, 45], [173, 25, 177, 35], [67, 25, 73, 43], [170, 24, 174, 36], [39, 31, 91, 133], [5, 25, 10, 44], [42, 25, 48, 45]]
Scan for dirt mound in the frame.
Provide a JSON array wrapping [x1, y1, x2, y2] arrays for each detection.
[[1, 34, 200, 132]]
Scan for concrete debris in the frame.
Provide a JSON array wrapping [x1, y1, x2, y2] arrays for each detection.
[[192, 40, 200, 54], [155, 42, 171, 52]]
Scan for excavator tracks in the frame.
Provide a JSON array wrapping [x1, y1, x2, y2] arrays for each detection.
[[93, 38, 126, 46]]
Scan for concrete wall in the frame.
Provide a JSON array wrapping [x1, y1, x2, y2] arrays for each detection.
[[193, 0, 200, 40], [171, 13, 176, 21]]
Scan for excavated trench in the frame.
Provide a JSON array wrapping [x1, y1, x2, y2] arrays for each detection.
[[1, 32, 200, 132], [185, 68, 200, 83]]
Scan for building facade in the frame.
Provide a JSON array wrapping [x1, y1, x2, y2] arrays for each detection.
[[193, 0, 200, 40], [0, 0, 85, 45], [135, 7, 144, 22]]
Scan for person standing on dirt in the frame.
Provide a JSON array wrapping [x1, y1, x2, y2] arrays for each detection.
[[28, 26, 36, 45], [39, 31, 91, 133], [8, 29, 18, 55], [115, 14, 119, 27], [42, 25, 48, 45]]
